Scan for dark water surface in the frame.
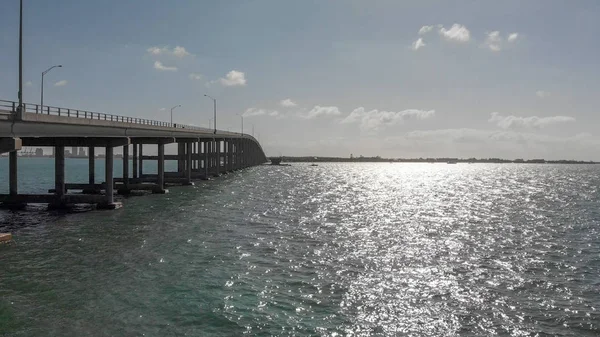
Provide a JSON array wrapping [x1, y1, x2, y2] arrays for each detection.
[[1, 162, 599, 336]]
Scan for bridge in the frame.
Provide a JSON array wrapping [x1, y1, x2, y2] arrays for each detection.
[[0, 99, 268, 210]]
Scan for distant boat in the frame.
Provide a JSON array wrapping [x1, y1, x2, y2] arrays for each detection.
[[310, 164, 318, 166]]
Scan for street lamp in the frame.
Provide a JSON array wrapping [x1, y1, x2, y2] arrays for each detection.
[[236, 112, 244, 135], [17, 0, 23, 118], [41, 65, 62, 113], [204, 94, 216, 134], [170, 104, 181, 125]]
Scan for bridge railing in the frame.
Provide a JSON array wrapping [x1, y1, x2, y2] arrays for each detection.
[[0, 99, 215, 133]]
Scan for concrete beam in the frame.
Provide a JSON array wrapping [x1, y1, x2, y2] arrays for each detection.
[[22, 137, 130, 147], [131, 137, 176, 145], [0, 137, 22, 154]]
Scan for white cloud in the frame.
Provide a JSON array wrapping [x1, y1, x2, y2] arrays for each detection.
[[154, 61, 177, 71], [507, 33, 519, 42], [439, 24, 471, 43], [341, 107, 435, 131], [302, 106, 341, 119], [189, 73, 202, 80], [383, 128, 599, 160], [54, 80, 67, 87], [25, 81, 32, 87], [219, 70, 247, 86], [244, 108, 279, 117], [147, 46, 191, 58], [489, 112, 575, 129], [280, 99, 297, 107], [536, 90, 550, 98], [411, 38, 426, 50], [484, 31, 502, 52], [418, 25, 434, 35], [172, 46, 190, 58]]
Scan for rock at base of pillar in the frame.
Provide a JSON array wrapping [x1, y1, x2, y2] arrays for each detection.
[[117, 188, 132, 195], [97, 202, 123, 210], [0, 202, 27, 211], [0, 233, 13, 244], [151, 188, 169, 194], [212, 173, 221, 178], [47, 202, 75, 211]]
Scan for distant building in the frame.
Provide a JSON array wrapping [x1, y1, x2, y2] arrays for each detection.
[[35, 148, 43, 157]]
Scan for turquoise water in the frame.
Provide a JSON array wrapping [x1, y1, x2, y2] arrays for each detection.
[[1, 161, 600, 336]]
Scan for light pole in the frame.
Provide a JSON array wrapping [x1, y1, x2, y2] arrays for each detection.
[[17, 0, 23, 118], [41, 64, 62, 113], [204, 94, 216, 134], [170, 104, 181, 125], [236, 113, 244, 135]]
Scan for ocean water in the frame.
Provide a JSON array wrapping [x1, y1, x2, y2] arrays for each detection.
[[0, 161, 599, 336]]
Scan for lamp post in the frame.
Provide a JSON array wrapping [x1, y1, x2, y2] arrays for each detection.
[[17, 0, 23, 118], [236, 113, 244, 135], [170, 104, 181, 125], [41, 65, 62, 113], [204, 94, 216, 134]]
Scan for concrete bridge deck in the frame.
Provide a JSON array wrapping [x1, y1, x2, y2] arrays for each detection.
[[0, 99, 268, 210]]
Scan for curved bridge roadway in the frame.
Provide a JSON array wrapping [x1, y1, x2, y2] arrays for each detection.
[[0, 99, 268, 210]]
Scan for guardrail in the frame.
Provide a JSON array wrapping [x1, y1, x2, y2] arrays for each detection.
[[0, 99, 213, 132]]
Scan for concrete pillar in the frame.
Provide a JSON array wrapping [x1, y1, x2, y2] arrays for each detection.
[[177, 142, 185, 173], [105, 146, 114, 203], [191, 142, 196, 170], [88, 147, 95, 185], [9, 151, 17, 196], [138, 144, 144, 178], [123, 145, 129, 185], [185, 141, 193, 185], [97, 145, 122, 209], [55, 145, 65, 197], [203, 140, 209, 179], [132, 142, 138, 179], [228, 141, 233, 171], [214, 139, 220, 176], [154, 142, 166, 193], [195, 141, 199, 171], [119, 145, 130, 194]]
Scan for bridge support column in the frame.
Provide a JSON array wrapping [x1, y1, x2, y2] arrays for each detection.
[[98, 145, 122, 209], [118, 145, 131, 195], [132, 143, 138, 180], [0, 150, 26, 210], [138, 144, 143, 179], [153, 142, 167, 194], [82, 147, 100, 194], [203, 140, 209, 180], [215, 139, 221, 176], [236, 140, 241, 169], [177, 142, 185, 173], [228, 140, 233, 172], [9, 151, 17, 196], [48, 145, 67, 209], [184, 142, 193, 185]]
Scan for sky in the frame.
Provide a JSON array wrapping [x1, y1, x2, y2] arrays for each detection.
[[1, 0, 600, 160]]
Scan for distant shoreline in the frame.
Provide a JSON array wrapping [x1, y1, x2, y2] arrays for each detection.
[[273, 156, 598, 164]]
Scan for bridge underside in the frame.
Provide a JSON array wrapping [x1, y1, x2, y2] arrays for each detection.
[[1, 135, 266, 210]]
